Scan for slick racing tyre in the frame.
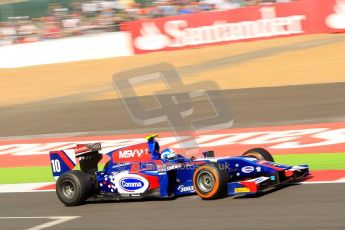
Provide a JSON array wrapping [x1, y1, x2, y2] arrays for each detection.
[[56, 170, 93, 206], [193, 163, 227, 200], [242, 148, 274, 162]]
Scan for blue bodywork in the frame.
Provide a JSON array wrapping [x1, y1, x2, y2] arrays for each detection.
[[50, 140, 310, 200], [95, 147, 309, 198]]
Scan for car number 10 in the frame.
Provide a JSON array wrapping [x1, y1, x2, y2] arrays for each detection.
[[51, 159, 61, 173]]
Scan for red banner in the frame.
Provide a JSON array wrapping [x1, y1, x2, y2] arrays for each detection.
[[121, 0, 345, 54]]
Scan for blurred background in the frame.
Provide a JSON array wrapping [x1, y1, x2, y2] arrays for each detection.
[[0, 0, 291, 45]]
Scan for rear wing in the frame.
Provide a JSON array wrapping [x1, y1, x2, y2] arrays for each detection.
[[49, 143, 102, 180]]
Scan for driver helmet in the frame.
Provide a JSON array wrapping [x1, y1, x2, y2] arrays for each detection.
[[161, 148, 177, 160]]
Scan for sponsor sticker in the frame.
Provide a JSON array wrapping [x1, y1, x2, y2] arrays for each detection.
[[177, 185, 195, 193], [119, 148, 148, 158], [246, 177, 269, 184], [241, 166, 255, 173], [114, 172, 150, 194], [235, 187, 250, 193], [120, 177, 145, 192]]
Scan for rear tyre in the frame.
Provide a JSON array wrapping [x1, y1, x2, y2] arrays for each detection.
[[242, 148, 274, 162], [56, 170, 93, 206], [193, 163, 227, 200]]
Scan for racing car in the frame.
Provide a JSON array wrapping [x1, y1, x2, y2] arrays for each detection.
[[49, 134, 310, 206]]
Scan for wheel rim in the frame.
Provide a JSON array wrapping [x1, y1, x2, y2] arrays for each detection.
[[197, 170, 215, 193], [61, 180, 76, 199]]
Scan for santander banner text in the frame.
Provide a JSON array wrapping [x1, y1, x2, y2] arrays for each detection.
[[121, 0, 345, 54]]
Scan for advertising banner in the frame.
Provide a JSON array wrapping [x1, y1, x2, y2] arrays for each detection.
[[122, 0, 345, 54]]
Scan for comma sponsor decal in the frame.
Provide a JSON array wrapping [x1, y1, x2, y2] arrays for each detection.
[[120, 177, 145, 192], [113, 172, 150, 194]]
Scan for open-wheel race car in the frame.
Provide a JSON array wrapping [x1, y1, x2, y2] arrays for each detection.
[[49, 134, 310, 206]]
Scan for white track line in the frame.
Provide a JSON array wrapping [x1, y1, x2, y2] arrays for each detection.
[[300, 178, 345, 184], [335, 176, 345, 182], [0, 216, 80, 230], [0, 182, 54, 193]]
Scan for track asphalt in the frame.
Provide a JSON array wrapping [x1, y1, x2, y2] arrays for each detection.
[[0, 82, 344, 137], [0, 183, 344, 230]]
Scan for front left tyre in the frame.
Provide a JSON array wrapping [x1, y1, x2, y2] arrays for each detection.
[[193, 163, 228, 200], [242, 148, 274, 162], [56, 170, 93, 206]]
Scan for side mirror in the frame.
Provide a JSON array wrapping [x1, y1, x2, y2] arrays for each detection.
[[202, 151, 215, 158]]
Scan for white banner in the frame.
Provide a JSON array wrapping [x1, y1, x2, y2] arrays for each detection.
[[0, 32, 133, 68]]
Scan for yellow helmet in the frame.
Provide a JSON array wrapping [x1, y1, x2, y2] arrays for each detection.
[[145, 133, 158, 140]]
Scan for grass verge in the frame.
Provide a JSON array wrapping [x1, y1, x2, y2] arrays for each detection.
[[0, 153, 344, 184]]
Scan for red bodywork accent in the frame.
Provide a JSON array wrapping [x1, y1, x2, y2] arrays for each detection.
[[240, 181, 258, 193], [136, 172, 160, 190], [190, 160, 208, 165], [285, 170, 294, 177], [112, 143, 151, 163], [153, 160, 164, 166], [130, 163, 141, 172], [258, 161, 284, 171]]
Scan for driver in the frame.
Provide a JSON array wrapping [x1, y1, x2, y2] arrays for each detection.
[[160, 148, 178, 160]]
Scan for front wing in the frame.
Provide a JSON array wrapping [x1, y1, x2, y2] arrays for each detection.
[[227, 165, 310, 196]]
